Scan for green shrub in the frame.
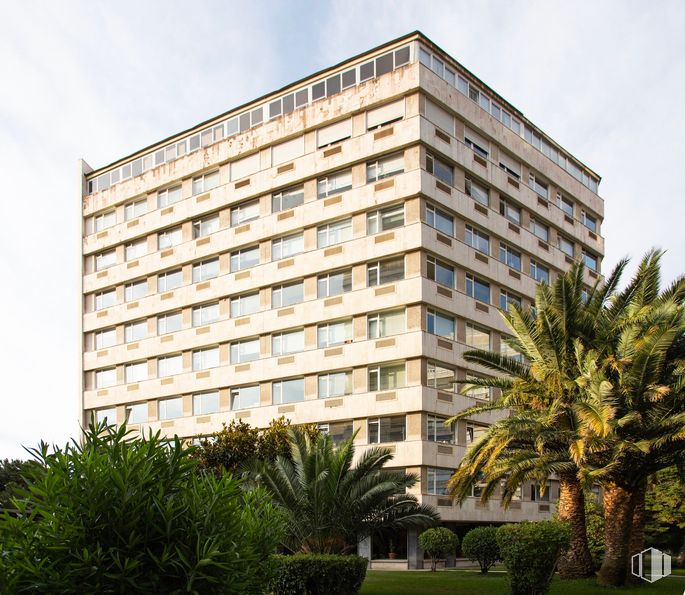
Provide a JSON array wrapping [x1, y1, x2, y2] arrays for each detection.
[[269, 554, 368, 594], [418, 527, 459, 571], [496, 521, 571, 595], [0, 423, 284, 594], [461, 526, 501, 573]]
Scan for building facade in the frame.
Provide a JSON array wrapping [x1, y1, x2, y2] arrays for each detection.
[[80, 32, 604, 566]]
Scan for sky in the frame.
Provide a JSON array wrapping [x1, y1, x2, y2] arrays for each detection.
[[0, 0, 683, 458]]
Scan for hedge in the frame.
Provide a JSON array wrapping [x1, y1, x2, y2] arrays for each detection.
[[269, 554, 368, 595]]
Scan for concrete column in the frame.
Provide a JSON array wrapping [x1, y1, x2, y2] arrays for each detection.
[[407, 528, 423, 569], [358, 536, 372, 563]]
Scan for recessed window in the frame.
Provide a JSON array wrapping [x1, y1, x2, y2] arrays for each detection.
[[125, 361, 147, 383], [367, 257, 404, 286], [230, 292, 259, 318], [159, 397, 183, 420], [230, 246, 259, 272], [95, 408, 116, 425], [95, 250, 116, 271], [318, 421, 354, 444], [157, 269, 183, 292], [427, 362, 455, 392], [158, 354, 183, 377], [530, 260, 550, 284], [427, 415, 453, 443], [231, 385, 260, 410], [426, 204, 454, 236], [272, 185, 304, 213], [231, 199, 259, 226], [272, 233, 304, 261], [192, 258, 219, 283], [465, 225, 490, 255], [465, 177, 489, 206], [125, 280, 147, 302], [368, 363, 405, 391], [366, 99, 404, 129], [367, 309, 404, 339], [272, 329, 304, 356], [192, 215, 219, 239], [317, 319, 352, 348], [427, 255, 454, 288], [317, 218, 352, 248], [529, 219, 549, 242], [366, 153, 404, 183], [500, 290, 522, 312], [558, 236, 574, 257], [367, 205, 404, 234], [192, 302, 220, 327], [499, 243, 522, 271], [157, 311, 182, 335], [499, 199, 521, 225], [318, 371, 352, 398], [157, 185, 182, 208], [464, 127, 489, 158], [317, 169, 352, 199], [466, 423, 487, 444], [93, 211, 116, 232], [426, 153, 454, 186], [317, 119, 351, 148], [125, 239, 147, 262], [465, 374, 492, 401], [499, 152, 521, 180], [192, 347, 219, 371], [466, 274, 490, 304], [557, 193, 574, 217], [272, 281, 304, 308], [125, 320, 147, 343], [427, 468, 452, 495], [465, 323, 491, 350], [368, 415, 405, 443], [192, 170, 220, 195], [94, 327, 117, 350], [582, 251, 598, 272], [95, 368, 117, 389], [230, 338, 260, 364], [427, 309, 455, 340], [125, 403, 147, 424], [581, 211, 598, 232], [193, 391, 219, 415], [158, 226, 182, 250], [501, 338, 524, 363], [272, 378, 305, 404], [124, 198, 147, 221], [528, 173, 549, 200], [317, 269, 352, 298]]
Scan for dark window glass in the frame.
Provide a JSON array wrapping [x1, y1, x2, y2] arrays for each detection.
[[295, 88, 308, 107], [342, 69, 356, 88], [376, 52, 393, 76], [131, 159, 143, 176], [282, 93, 295, 113], [155, 149, 165, 165], [326, 74, 341, 96], [251, 108, 262, 125], [122, 163, 132, 179], [312, 81, 326, 100], [394, 46, 410, 66], [360, 60, 374, 81], [239, 113, 251, 131], [269, 100, 281, 118]]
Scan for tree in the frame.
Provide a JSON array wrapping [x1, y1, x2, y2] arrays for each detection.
[[461, 526, 500, 573], [0, 423, 285, 594], [0, 459, 34, 511], [253, 427, 439, 554], [418, 527, 458, 571], [645, 466, 685, 565]]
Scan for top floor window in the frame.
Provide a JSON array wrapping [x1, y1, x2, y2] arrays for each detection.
[[317, 169, 352, 199], [426, 153, 453, 186], [366, 153, 404, 183]]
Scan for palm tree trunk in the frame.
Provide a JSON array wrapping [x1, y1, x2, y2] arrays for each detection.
[[556, 472, 594, 579], [626, 481, 647, 585], [597, 482, 635, 587]]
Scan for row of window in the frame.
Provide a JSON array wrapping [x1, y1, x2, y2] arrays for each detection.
[[87, 45, 412, 194]]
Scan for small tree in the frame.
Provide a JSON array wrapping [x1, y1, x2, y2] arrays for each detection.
[[418, 527, 459, 571], [0, 459, 34, 511], [497, 521, 570, 595], [461, 526, 500, 573]]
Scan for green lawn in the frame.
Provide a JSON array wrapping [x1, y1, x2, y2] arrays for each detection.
[[360, 570, 684, 594]]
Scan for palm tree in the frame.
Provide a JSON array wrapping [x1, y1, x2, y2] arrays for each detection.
[[251, 428, 439, 554], [447, 261, 626, 579]]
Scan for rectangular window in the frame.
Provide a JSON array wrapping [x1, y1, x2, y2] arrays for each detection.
[[158, 354, 183, 377], [427, 309, 455, 340], [125, 403, 147, 424], [317, 218, 352, 248], [157, 269, 183, 292], [159, 397, 183, 420], [230, 338, 260, 364], [367, 309, 405, 339], [465, 177, 489, 206], [464, 127, 489, 158], [531, 484, 550, 502], [230, 292, 259, 318], [318, 371, 352, 398], [271, 136, 304, 165], [500, 290, 522, 312], [466, 374, 492, 401], [157, 311, 182, 335], [272, 281, 304, 308], [367, 99, 404, 129], [125, 239, 147, 262], [317, 118, 352, 148], [426, 204, 454, 236], [193, 391, 219, 415], [317, 319, 352, 348], [95, 250, 116, 271], [530, 219, 549, 242], [427, 468, 452, 495], [581, 211, 597, 232], [427, 362, 455, 391], [501, 339, 523, 363], [192, 258, 219, 283], [558, 236, 574, 257], [465, 225, 490, 255], [272, 185, 304, 213], [95, 408, 116, 425], [272, 233, 304, 261], [192, 347, 219, 371], [367, 257, 404, 286], [499, 243, 522, 271], [125, 280, 147, 302], [499, 152, 521, 180], [231, 199, 259, 226], [427, 415, 454, 443], [557, 193, 574, 217], [158, 226, 182, 250], [157, 185, 182, 208], [125, 361, 147, 383], [427, 255, 454, 288], [465, 323, 491, 350], [583, 251, 598, 272], [367, 204, 404, 234], [426, 153, 454, 186], [317, 169, 352, 198], [366, 153, 404, 183], [125, 320, 147, 343], [499, 199, 521, 225], [192, 215, 219, 239], [192, 170, 220, 195], [530, 260, 550, 284], [192, 302, 219, 327], [124, 198, 147, 221], [230, 246, 259, 272], [318, 421, 354, 444], [368, 363, 406, 391], [272, 329, 304, 356], [368, 416, 406, 443], [317, 269, 352, 298], [95, 368, 117, 389], [93, 210, 116, 232], [425, 99, 454, 135], [272, 378, 305, 404], [466, 274, 490, 304], [94, 327, 116, 350], [231, 385, 260, 410], [528, 173, 549, 199], [466, 423, 488, 444]]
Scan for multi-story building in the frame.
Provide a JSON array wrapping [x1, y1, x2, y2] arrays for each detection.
[[80, 31, 604, 567]]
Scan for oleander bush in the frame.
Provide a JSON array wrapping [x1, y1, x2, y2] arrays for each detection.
[[269, 554, 368, 595]]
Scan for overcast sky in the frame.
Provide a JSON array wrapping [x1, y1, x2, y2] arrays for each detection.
[[0, 1, 683, 458]]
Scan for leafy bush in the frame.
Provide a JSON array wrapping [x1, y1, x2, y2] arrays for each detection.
[[269, 554, 368, 595], [497, 521, 570, 595], [585, 501, 605, 570], [461, 526, 500, 573], [418, 527, 459, 571], [0, 423, 284, 594], [0, 459, 34, 511]]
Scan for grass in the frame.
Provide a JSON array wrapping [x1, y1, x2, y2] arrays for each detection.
[[359, 570, 684, 594]]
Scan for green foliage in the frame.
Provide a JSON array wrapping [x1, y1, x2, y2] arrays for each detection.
[[269, 554, 368, 595], [497, 521, 571, 595], [645, 466, 685, 556], [254, 428, 439, 554], [461, 526, 500, 573], [0, 423, 285, 594], [584, 501, 605, 570], [0, 458, 34, 511], [418, 527, 458, 571]]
